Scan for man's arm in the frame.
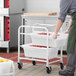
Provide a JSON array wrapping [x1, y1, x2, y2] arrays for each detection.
[[52, 0, 72, 39], [52, 19, 63, 39], [52, 19, 72, 39], [65, 19, 72, 33], [55, 19, 63, 34]]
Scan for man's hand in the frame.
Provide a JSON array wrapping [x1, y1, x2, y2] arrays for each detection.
[[65, 30, 69, 34], [52, 32, 57, 39]]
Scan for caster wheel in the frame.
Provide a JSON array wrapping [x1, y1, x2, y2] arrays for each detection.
[[46, 67, 52, 74], [60, 63, 64, 70], [18, 63, 23, 69], [32, 61, 36, 65]]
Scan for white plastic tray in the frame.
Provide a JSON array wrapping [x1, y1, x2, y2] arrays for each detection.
[[31, 32, 68, 48], [21, 43, 58, 59]]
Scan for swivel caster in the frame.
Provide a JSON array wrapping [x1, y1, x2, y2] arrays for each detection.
[[60, 63, 64, 70], [18, 62, 23, 69], [32, 61, 36, 65], [46, 67, 52, 74]]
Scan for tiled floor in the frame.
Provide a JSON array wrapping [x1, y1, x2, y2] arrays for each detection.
[[15, 63, 60, 76], [15, 63, 76, 76], [0, 49, 76, 76]]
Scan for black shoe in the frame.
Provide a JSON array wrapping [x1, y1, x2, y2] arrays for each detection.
[[59, 70, 74, 76]]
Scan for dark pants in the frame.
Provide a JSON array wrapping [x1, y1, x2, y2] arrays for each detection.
[[66, 41, 76, 74]]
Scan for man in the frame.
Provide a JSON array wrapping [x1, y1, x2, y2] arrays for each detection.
[[52, 0, 76, 76]]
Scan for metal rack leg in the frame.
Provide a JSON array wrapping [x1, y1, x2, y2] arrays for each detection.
[[46, 58, 49, 67], [18, 49, 20, 63], [18, 28, 20, 63], [60, 47, 64, 70], [60, 47, 63, 63], [46, 58, 52, 74], [18, 43, 20, 63], [7, 47, 9, 53], [7, 42, 10, 53]]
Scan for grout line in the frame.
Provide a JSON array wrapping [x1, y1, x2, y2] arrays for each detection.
[[9, 56, 18, 60]]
